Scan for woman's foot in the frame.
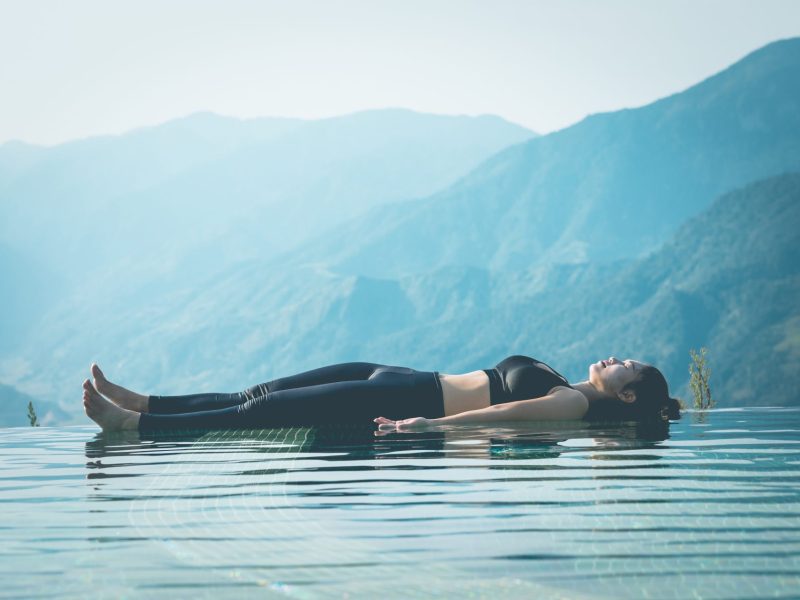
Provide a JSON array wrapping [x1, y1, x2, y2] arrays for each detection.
[[91, 363, 149, 412], [83, 379, 140, 432]]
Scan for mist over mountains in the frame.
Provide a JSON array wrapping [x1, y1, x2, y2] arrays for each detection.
[[0, 109, 534, 287], [1, 38, 798, 425], [0, 109, 533, 356]]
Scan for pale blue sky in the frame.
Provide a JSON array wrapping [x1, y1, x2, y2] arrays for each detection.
[[1, 0, 799, 145]]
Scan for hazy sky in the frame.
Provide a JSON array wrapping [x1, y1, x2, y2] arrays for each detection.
[[2, 0, 799, 145]]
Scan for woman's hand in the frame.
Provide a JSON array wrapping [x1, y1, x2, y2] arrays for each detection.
[[373, 416, 432, 433]]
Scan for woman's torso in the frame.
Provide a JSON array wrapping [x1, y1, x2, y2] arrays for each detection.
[[438, 355, 572, 417], [438, 370, 492, 416]]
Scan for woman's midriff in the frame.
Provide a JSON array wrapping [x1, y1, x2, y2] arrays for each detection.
[[437, 370, 491, 417]]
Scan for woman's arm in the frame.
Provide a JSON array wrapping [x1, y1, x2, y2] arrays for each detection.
[[374, 387, 588, 431], [434, 387, 588, 425]]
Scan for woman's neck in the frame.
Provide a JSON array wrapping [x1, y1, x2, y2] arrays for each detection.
[[571, 380, 610, 403]]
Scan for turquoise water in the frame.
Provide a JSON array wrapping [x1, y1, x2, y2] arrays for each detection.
[[2, 408, 799, 599]]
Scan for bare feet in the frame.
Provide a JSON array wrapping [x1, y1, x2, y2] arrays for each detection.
[[91, 363, 149, 412], [83, 379, 140, 432]]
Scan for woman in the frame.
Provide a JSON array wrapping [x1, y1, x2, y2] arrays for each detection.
[[82, 355, 681, 433]]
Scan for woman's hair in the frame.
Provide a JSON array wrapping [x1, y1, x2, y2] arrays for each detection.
[[583, 365, 681, 423]]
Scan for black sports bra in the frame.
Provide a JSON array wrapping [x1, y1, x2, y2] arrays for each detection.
[[483, 355, 572, 406]]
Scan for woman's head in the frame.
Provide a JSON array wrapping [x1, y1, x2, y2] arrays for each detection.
[[586, 356, 681, 421]]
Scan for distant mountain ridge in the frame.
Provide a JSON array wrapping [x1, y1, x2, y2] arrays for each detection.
[[0, 382, 69, 427], [0, 108, 535, 280], [278, 37, 800, 278], [0, 109, 534, 363]]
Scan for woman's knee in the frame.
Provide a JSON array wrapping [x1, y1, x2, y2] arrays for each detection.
[[240, 382, 270, 399], [237, 393, 271, 417], [237, 391, 322, 427]]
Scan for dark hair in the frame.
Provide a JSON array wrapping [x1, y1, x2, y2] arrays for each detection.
[[583, 365, 681, 423]]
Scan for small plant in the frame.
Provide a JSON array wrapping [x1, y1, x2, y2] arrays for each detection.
[[27, 401, 40, 427], [689, 347, 714, 410]]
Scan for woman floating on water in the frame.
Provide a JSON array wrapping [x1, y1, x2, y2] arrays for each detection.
[[83, 355, 681, 433]]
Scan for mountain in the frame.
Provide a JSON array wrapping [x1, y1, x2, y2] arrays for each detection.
[[573, 172, 799, 405], [0, 109, 535, 376], [0, 111, 306, 313], [379, 172, 798, 406], [0, 109, 535, 283], [0, 243, 63, 353], [15, 173, 798, 420], [0, 382, 69, 427], [0, 111, 303, 191], [277, 37, 800, 278]]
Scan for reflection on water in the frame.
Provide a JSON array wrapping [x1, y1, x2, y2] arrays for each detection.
[[2, 409, 800, 599]]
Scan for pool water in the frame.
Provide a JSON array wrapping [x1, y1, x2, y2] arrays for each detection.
[[2, 408, 799, 599]]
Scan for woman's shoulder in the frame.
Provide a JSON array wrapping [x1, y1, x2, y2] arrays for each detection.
[[548, 386, 589, 415]]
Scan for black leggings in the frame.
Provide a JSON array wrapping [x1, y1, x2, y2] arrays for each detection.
[[138, 362, 445, 432]]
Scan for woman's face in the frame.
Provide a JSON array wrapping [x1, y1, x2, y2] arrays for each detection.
[[589, 356, 646, 399]]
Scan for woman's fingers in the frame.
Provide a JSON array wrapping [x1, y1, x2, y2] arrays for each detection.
[[374, 417, 396, 433], [373, 416, 395, 430], [373, 416, 431, 433]]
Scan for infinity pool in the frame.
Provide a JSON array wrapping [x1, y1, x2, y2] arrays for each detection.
[[2, 408, 799, 599]]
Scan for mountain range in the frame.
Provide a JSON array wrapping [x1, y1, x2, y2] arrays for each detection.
[[279, 37, 800, 278], [0, 109, 534, 360], [1, 37, 798, 425]]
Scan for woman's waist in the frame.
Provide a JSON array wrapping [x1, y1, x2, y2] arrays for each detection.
[[437, 369, 491, 387], [437, 370, 492, 415]]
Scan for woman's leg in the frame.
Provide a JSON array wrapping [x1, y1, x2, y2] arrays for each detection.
[[147, 362, 386, 414], [260, 362, 386, 392], [138, 366, 445, 432]]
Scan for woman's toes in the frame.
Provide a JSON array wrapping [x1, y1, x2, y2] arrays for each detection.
[[91, 365, 108, 391]]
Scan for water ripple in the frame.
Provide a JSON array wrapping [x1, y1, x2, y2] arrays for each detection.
[[1, 409, 799, 598]]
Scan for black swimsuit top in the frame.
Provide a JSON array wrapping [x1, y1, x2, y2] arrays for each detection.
[[482, 355, 572, 406]]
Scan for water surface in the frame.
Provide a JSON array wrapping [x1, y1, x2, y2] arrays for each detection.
[[2, 408, 799, 598]]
